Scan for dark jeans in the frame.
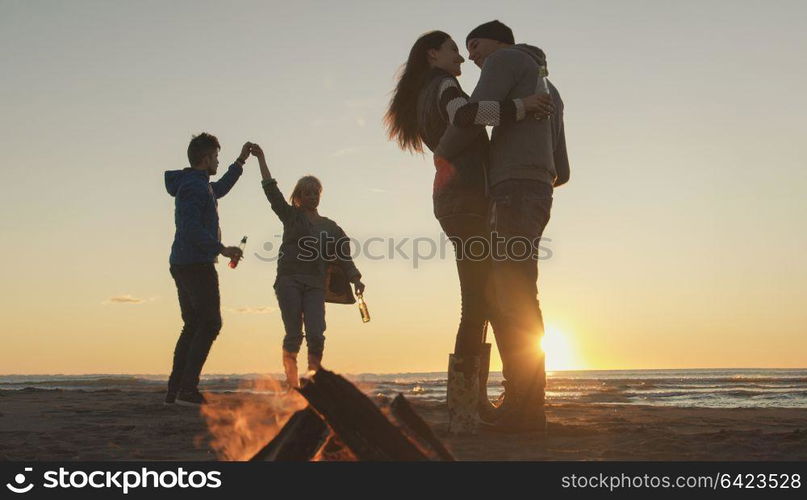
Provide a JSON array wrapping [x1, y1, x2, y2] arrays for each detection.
[[439, 213, 491, 358], [168, 263, 222, 393], [488, 180, 553, 388], [275, 276, 327, 356]]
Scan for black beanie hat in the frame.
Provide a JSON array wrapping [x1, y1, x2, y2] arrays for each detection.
[[466, 20, 514, 46]]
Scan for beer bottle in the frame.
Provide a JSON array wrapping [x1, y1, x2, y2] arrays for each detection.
[[534, 65, 550, 120], [229, 236, 248, 269], [357, 291, 370, 323]]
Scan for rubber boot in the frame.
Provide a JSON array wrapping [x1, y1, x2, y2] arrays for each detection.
[[307, 352, 322, 373], [481, 376, 546, 435], [447, 353, 480, 434], [521, 376, 547, 435], [521, 358, 548, 435], [282, 350, 300, 390]]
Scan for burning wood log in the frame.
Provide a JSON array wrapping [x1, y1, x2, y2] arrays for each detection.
[[314, 434, 357, 461], [299, 369, 432, 461], [389, 394, 455, 461], [251, 369, 453, 461], [250, 408, 329, 461]]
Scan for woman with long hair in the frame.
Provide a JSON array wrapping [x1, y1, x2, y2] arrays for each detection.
[[384, 31, 551, 432], [250, 144, 365, 389]]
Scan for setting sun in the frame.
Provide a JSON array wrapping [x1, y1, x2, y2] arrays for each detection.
[[540, 325, 579, 372]]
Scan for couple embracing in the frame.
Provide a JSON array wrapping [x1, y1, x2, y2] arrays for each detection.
[[385, 20, 570, 434]]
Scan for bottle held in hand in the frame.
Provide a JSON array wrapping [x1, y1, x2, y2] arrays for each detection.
[[534, 65, 549, 120], [357, 292, 370, 323], [229, 236, 248, 269]]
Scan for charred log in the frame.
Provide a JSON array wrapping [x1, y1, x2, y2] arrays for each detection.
[[299, 369, 429, 461], [390, 394, 455, 461], [249, 408, 329, 461]]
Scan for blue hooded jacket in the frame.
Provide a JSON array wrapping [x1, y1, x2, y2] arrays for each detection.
[[165, 163, 243, 266]]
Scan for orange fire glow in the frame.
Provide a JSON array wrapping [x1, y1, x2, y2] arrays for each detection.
[[199, 376, 308, 461]]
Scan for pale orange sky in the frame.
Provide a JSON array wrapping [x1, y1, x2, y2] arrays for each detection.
[[1, 0, 805, 375]]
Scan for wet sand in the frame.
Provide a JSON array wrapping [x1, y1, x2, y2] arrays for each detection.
[[1, 388, 805, 461]]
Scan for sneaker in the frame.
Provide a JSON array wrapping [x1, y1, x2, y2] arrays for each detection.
[[176, 390, 207, 407], [164, 392, 177, 405]]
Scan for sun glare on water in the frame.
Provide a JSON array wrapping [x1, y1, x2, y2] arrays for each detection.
[[540, 325, 578, 372]]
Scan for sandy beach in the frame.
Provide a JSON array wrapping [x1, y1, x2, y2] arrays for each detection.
[[1, 388, 805, 461]]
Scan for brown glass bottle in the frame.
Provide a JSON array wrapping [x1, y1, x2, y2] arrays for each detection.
[[357, 292, 370, 323]]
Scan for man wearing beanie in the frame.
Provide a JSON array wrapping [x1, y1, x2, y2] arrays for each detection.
[[436, 20, 570, 434]]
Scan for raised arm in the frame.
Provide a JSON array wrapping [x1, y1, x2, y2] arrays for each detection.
[[253, 144, 295, 223], [210, 163, 243, 198], [210, 142, 251, 198]]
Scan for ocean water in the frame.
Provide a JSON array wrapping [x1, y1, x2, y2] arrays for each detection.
[[2, 369, 805, 409]]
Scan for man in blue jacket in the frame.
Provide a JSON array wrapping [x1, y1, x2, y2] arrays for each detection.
[[164, 133, 251, 406]]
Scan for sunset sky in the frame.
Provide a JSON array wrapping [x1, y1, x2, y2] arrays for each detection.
[[1, 0, 805, 375]]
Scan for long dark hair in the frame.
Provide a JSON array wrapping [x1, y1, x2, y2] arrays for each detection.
[[384, 30, 450, 154]]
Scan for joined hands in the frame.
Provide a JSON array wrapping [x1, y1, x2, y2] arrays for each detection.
[[250, 143, 266, 163], [236, 141, 267, 164]]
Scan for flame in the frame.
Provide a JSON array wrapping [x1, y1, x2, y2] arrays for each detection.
[[198, 376, 308, 461], [198, 374, 381, 461]]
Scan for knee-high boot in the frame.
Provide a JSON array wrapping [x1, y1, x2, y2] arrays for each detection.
[[480, 355, 546, 435], [307, 352, 322, 373], [447, 353, 480, 434], [282, 350, 300, 389]]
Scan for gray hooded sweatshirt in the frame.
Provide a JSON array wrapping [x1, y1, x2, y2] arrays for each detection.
[[436, 44, 569, 189]]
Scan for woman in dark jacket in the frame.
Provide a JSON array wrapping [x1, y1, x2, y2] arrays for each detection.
[[250, 144, 365, 389], [384, 31, 551, 432]]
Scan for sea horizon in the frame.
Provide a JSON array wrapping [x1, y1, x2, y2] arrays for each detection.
[[3, 368, 805, 409], [2, 366, 805, 377]]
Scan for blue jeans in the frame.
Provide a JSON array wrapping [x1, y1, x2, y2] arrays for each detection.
[[168, 263, 222, 393], [488, 180, 553, 387], [275, 276, 327, 356]]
